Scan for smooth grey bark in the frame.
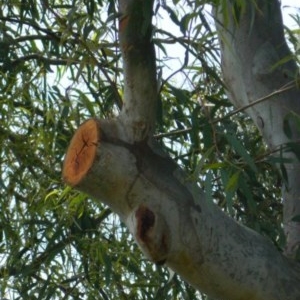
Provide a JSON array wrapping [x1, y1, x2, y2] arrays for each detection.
[[214, 0, 300, 259], [64, 1, 300, 299], [66, 118, 300, 300]]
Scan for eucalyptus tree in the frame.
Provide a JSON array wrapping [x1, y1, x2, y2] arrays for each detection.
[[0, 0, 300, 299]]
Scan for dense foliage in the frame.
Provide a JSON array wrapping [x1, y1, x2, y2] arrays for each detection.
[[0, 1, 299, 299]]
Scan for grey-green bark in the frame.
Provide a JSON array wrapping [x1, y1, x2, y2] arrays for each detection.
[[64, 1, 300, 300], [214, 0, 300, 260], [70, 118, 300, 300]]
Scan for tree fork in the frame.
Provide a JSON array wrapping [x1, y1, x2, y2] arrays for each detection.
[[62, 1, 300, 299], [63, 118, 300, 300], [62, 118, 174, 263]]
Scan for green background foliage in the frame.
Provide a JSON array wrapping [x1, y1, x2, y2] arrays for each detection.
[[0, 0, 299, 299]]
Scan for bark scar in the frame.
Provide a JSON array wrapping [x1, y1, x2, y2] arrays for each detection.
[[134, 204, 169, 265], [136, 205, 155, 242]]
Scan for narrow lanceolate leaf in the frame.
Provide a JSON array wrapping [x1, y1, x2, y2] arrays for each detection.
[[225, 133, 258, 172], [220, 168, 236, 216], [291, 215, 300, 222]]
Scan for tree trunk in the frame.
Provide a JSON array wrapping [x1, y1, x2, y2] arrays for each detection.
[[214, 0, 300, 259], [62, 0, 300, 299]]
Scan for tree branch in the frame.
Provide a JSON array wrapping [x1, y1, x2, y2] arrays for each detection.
[[154, 80, 296, 140], [11, 54, 78, 66], [63, 119, 300, 300], [118, 0, 158, 141]]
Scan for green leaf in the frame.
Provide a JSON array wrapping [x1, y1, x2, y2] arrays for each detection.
[[226, 171, 240, 192], [169, 85, 190, 105], [164, 6, 181, 28], [204, 161, 227, 171], [239, 175, 256, 213], [283, 111, 300, 139], [266, 155, 293, 164], [292, 215, 300, 222], [225, 133, 258, 173], [220, 169, 236, 216]]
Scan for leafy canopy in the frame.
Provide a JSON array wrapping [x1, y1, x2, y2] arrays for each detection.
[[0, 1, 299, 299]]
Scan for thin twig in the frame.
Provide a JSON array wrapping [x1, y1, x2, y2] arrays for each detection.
[[155, 80, 297, 139]]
